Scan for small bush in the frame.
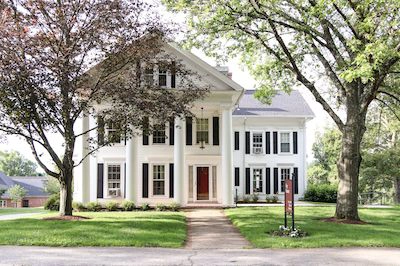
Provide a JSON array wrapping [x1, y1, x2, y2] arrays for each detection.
[[121, 200, 135, 211], [141, 203, 150, 211], [156, 203, 167, 211], [86, 201, 102, 212], [169, 202, 180, 212], [271, 195, 279, 203], [72, 202, 86, 212], [304, 184, 337, 203], [242, 195, 250, 203], [44, 193, 60, 211], [251, 193, 259, 203], [265, 195, 271, 203], [105, 201, 119, 211]]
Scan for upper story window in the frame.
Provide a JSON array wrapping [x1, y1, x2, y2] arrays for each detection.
[[253, 168, 263, 193], [144, 67, 154, 85], [158, 68, 167, 87], [153, 125, 166, 144], [153, 165, 165, 196], [280, 132, 291, 153], [280, 168, 291, 193], [253, 133, 263, 154], [106, 122, 121, 144], [107, 164, 121, 197], [196, 118, 209, 144]]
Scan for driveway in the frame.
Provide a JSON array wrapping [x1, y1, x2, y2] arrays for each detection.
[[0, 212, 43, 221], [0, 246, 399, 265]]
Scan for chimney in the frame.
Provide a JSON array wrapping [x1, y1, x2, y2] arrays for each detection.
[[215, 65, 232, 79]]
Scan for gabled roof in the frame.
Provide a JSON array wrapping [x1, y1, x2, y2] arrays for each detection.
[[233, 90, 315, 118], [0, 172, 49, 198]]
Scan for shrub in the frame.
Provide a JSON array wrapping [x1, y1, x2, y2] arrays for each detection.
[[141, 202, 150, 211], [271, 195, 279, 203], [105, 201, 119, 211], [44, 193, 60, 211], [156, 203, 167, 211], [169, 202, 180, 212], [251, 193, 259, 203], [72, 202, 86, 212], [121, 200, 135, 211], [86, 201, 102, 212], [265, 195, 271, 203], [304, 184, 337, 203], [242, 195, 250, 203]]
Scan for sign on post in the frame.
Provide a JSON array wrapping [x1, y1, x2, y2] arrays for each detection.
[[284, 178, 295, 229]]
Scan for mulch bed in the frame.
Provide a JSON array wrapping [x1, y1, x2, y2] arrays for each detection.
[[43, 215, 91, 221], [321, 217, 368, 225]]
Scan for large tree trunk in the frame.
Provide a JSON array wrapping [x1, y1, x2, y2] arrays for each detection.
[[395, 177, 400, 205], [335, 99, 367, 220], [59, 168, 73, 216]]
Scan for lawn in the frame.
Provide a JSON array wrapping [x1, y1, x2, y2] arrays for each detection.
[[0, 207, 47, 216], [0, 211, 186, 247], [225, 206, 400, 248]]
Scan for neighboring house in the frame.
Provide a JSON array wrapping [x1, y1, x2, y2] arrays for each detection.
[[0, 172, 49, 208], [73, 42, 314, 207]]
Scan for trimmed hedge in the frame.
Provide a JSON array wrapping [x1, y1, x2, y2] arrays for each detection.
[[304, 184, 337, 203]]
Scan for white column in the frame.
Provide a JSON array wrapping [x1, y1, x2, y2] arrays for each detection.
[[125, 128, 138, 202], [173, 116, 184, 204], [222, 106, 234, 206], [89, 115, 98, 202]]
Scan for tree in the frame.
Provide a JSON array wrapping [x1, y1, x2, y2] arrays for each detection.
[[6, 184, 27, 207], [165, 0, 400, 220], [0, 150, 39, 176], [43, 177, 60, 196], [0, 1, 207, 216]]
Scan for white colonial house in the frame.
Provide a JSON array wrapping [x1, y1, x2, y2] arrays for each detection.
[[73, 43, 314, 207]]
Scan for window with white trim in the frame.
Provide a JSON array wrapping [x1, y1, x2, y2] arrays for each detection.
[[280, 132, 291, 153], [253, 168, 263, 193], [153, 125, 166, 144], [252, 133, 263, 154], [158, 67, 167, 87], [106, 122, 121, 144], [153, 165, 165, 196], [144, 67, 154, 85], [0, 200, 6, 208], [280, 168, 291, 193], [196, 118, 209, 144], [107, 165, 121, 197]]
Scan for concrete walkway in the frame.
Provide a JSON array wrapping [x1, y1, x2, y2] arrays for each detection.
[[185, 209, 251, 249], [0, 212, 43, 221], [0, 246, 399, 265]]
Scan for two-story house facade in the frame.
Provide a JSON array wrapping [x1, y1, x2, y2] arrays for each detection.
[[73, 43, 314, 207]]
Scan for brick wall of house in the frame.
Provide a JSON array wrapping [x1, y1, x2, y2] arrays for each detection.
[[2, 197, 48, 208]]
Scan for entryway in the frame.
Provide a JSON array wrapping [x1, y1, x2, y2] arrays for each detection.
[[196, 167, 209, 200]]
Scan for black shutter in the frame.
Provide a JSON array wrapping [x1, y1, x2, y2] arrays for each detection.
[[171, 61, 176, 88], [97, 117, 105, 146], [234, 167, 240, 186], [266, 168, 271, 194], [186, 117, 192, 145], [142, 163, 149, 198], [97, 163, 104, 198], [234, 132, 240, 150], [293, 132, 298, 154], [245, 131, 250, 154], [266, 132, 271, 154], [142, 117, 149, 146], [273, 167, 279, 194], [245, 168, 251, 194], [212, 117, 219, 146], [294, 167, 299, 194], [273, 132, 278, 154], [169, 119, 175, 145], [169, 163, 174, 198]]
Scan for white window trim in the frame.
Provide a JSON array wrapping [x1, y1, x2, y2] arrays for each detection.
[[104, 161, 125, 199], [105, 123, 124, 146], [151, 122, 168, 145], [251, 131, 264, 155], [150, 163, 170, 198], [278, 167, 293, 194], [194, 117, 211, 147], [142, 63, 173, 88], [0, 200, 6, 208], [251, 167, 264, 194], [278, 131, 292, 154]]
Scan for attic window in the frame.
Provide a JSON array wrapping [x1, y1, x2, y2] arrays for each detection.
[[158, 68, 167, 87], [144, 67, 154, 85]]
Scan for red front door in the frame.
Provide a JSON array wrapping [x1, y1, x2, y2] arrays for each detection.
[[197, 167, 209, 200]]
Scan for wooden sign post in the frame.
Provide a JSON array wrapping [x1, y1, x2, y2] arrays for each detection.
[[284, 178, 295, 229]]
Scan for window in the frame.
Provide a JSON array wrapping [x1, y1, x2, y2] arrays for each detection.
[[106, 122, 121, 144], [153, 125, 166, 144], [153, 165, 165, 196], [196, 118, 209, 144], [280, 168, 291, 192], [0, 200, 6, 208], [158, 67, 167, 87], [280, 132, 290, 153], [253, 168, 263, 193], [107, 165, 121, 197], [144, 67, 154, 85], [22, 199, 29, 207], [253, 133, 263, 154]]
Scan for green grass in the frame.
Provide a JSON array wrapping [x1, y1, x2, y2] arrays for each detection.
[[0, 211, 186, 247], [225, 206, 400, 248], [0, 207, 47, 216]]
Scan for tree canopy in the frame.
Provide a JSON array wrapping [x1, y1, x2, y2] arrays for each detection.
[[0, 150, 39, 176]]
